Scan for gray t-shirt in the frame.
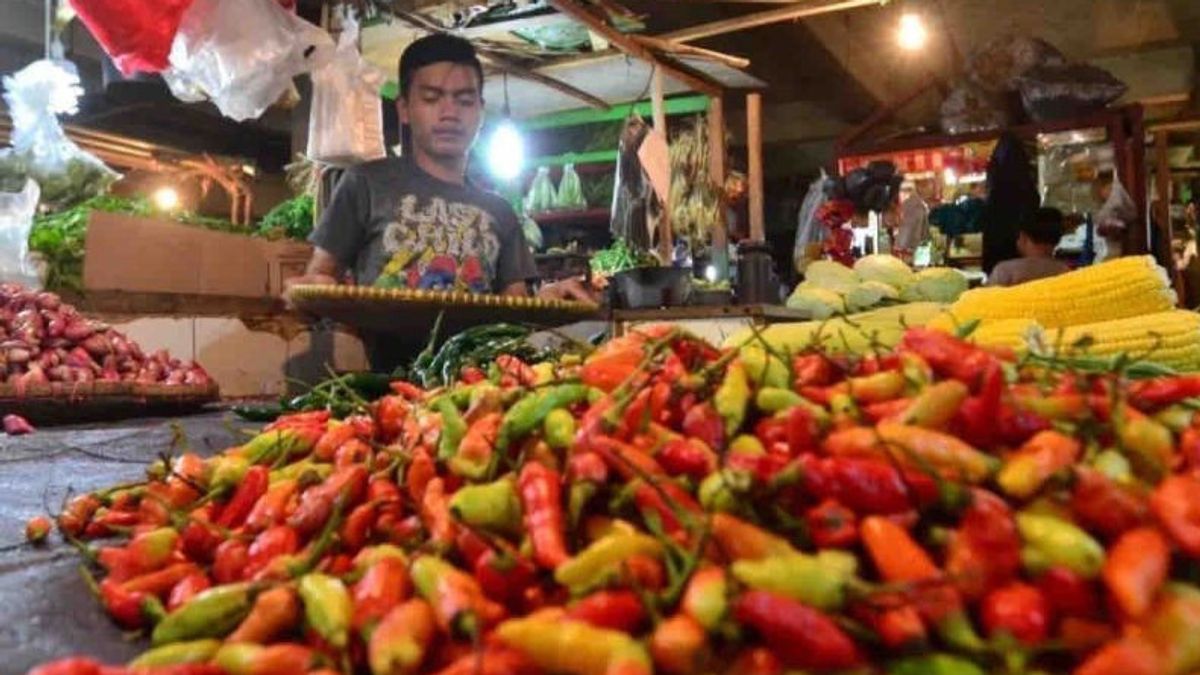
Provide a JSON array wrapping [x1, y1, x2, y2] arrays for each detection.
[[310, 158, 536, 293]]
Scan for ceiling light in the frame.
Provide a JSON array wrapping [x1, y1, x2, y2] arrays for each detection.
[[152, 186, 180, 211], [898, 13, 928, 51]]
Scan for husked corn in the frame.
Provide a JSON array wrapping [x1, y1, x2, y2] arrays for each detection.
[[1048, 310, 1200, 372]]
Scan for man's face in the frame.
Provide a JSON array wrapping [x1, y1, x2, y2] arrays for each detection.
[[399, 62, 484, 162]]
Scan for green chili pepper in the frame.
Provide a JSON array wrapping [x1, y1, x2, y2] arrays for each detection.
[[715, 361, 751, 437], [1119, 416, 1174, 481], [269, 459, 333, 485], [1016, 512, 1106, 578], [298, 573, 353, 650], [207, 455, 250, 495], [129, 639, 221, 667], [699, 470, 748, 513], [739, 346, 790, 389], [728, 435, 766, 457], [436, 397, 468, 462], [241, 429, 311, 466], [352, 544, 410, 575], [448, 477, 522, 535], [1154, 405, 1195, 433], [496, 616, 650, 675], [151, 582, 254, 646], [888, 654, 985, 675], [497, 384, 589, 451], [213, 642, 263, 675], [731, 551, 855, 610], [755, 387, 803, 414], [568, 482, 597, 532], [544, 408, 577, 450], [555, 533, 663, 591]]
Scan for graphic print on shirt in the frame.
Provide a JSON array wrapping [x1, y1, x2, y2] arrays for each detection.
[[375, 194, 500, 292]]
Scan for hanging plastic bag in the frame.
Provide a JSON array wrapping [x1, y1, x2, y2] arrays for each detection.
[[793, 171, 828, 274], [611, 115, 653, 251], [1016, 62, 1127, 123], [67, 0, 195, 75], [524, 167, 556, 214], [307, 10, 385, 164], [1, 59, 118, 211], [163, 0, 333, 121], [554, 163, 586, 211], [0, 179, 41, 286]]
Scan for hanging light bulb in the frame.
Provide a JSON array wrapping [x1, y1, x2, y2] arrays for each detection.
[[486, 73, 525, 182], [897, 13, 928, 51], [152, 186, 180, 211]]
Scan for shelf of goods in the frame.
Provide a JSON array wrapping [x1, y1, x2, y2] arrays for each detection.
[[25, 252, 1200, 674]]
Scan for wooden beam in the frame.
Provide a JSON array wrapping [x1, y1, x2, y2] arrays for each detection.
[[633, 35, 750, 69], [392, 9, 610, 110], [661, 0, 885, 44], [835, 74, 942, 152], [1154, 131, 1186, 306], [547, 0, 724, 96], [747, 92, 764, 242]]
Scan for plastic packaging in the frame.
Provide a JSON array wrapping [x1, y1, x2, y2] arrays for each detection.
[[555, 163, 586, 211], [1016, 63, 1127, 123], [307, 11, 385, 165], [966, 35, 1065, 94], [163, 0, 333, 121], [793, 171, 828, 274], [1, 59, 118, 211], [611, 115, 653, 251], [0, 179, 41, 286], [525, 167, 556, 214], [940, 82, 1009, 135], [67, 0, 195, 75]]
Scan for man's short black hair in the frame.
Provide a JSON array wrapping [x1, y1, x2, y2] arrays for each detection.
[[1022, 207, 1065, 246], [399, 33, 484, 98]]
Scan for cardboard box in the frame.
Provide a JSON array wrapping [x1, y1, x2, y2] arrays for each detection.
[[83, 212, 311, 298]]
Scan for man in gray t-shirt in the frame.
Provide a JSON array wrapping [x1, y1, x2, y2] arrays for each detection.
[[286, 34, 591, 370]]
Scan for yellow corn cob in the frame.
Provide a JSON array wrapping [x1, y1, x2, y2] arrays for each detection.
[[950, 256, 1176, 328], [927, 314, 1039, 352], [726, 302, 946, 353], [1045, 310, 1200, 372]]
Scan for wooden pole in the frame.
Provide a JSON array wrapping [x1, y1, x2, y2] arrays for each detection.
[[652, 68, 673, 261], [708, 95, 728, 269], [1153, 131, 1185, 305], [747, 92, 765, 242], [548, 0, 723, 96], [661, 0, 884, 44]]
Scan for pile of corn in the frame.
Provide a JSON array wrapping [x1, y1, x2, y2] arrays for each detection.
[[928, 255, 1200, 372]]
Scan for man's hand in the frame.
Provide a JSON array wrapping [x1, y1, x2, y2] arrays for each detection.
[[283, 273, 339, 309], [536, 276, 600, 305]]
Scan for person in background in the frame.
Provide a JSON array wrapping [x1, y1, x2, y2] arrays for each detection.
[[894, 179, 931, 253], [987, 207, 1069, 287], [285, 33, 592, 371]]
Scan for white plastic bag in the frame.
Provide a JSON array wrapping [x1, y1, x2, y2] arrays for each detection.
[[307, 11, 385, 164], [793, 170, 828, 274], [1094, 178, 1136, 260], [554, 163, 586, 210], [1, 59, 118, 210], [0, 179, 41, 286], [164, 0, 333, 121]]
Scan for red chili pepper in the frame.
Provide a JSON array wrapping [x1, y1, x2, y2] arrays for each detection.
[[727, 647, 783, 675], [591, 436, 665, 481], [793, 353, 837, 388], [632, 479, 702, 540], [734, 590, 864, 670], [1074, 635, 1163, 675], [900, 328, 999, 389], [374, 395, 409, 442], [121, 562, 201, 597], [432, 646, 537, 675], [518, 462, 570, 570], [1180, 426, 1200, 470], [406, 449, 437, 504], [334, 438, 372, 470], [981, 582, 1050, 645], [246, 525, 300, 577], [352, 557, 412, 634], [863, 398, 913, 423], [98, 578, 153, 629], [1071, 468, 1149, 539], [420, 477, 457, 547], [58, 493, 101, 538], [244, 480, 301, 533], [1103, 526, 1170, 620], [1128, 374, 1200, 410], [619, 554, 666, 592], [1150, 474, 1200, 559], [27, 657, 102, 675], [390, 380, 425, 399], [214, 465, 268, 529], [682, 402, 725, 451], [795, 455, 938, 515], [565, 590, 647, 632], [474, 547, 537, 607], [853, 599, 928, 650], [266, 410, 330, 430], [180, 520, 222, 563], [212, 538, 250, 584], [165, 572, 211, 612], [313, 423, 360, 462], [945, 489, 1021, 600], [656, 438, 718, 480], [368, 476, 403, 504], [804, 499, 858, 548], [567, 451, 609, 484], [289, 465, 368, 536], [340, 501, 377, 552], [1035, 566, 1099, 619]]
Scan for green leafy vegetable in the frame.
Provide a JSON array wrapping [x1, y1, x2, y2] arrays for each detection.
[[590, 238, 658, 277], [255, 194, 315, 241]]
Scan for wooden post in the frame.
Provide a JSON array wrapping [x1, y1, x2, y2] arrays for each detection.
[[652, 69, 673, 261], [708, 95, 728, 270], [1154, 131, 1185, 305], [747, 92, 765, 242]]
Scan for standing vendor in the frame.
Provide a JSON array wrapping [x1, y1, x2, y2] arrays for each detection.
[[987, 207, 1069, 287], [286, 34, 592, 370]]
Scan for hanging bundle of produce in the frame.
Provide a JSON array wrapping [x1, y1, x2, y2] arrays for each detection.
[[161, 0, 333, 121], [611, 115, 654, 252], [28, 312, 1200, 674], [306, 9, 386, 165], [554, 162, 586, 211], [668, 116, 721, 250]]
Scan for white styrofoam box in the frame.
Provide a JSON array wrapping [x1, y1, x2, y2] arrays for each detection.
[[194, 318, 290, 398]]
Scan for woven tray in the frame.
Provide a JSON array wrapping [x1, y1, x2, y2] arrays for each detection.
[[288, 285, 601, 336], [0, 381, 220, 426]]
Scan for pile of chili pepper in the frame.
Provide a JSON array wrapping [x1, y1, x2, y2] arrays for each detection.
[[28, 324, 1200, 675]]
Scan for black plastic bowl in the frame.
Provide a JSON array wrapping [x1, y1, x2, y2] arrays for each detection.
[[612, 267, 693, 309]]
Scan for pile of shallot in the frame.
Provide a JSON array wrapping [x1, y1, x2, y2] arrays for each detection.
[[0, 284, 212, 390]]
